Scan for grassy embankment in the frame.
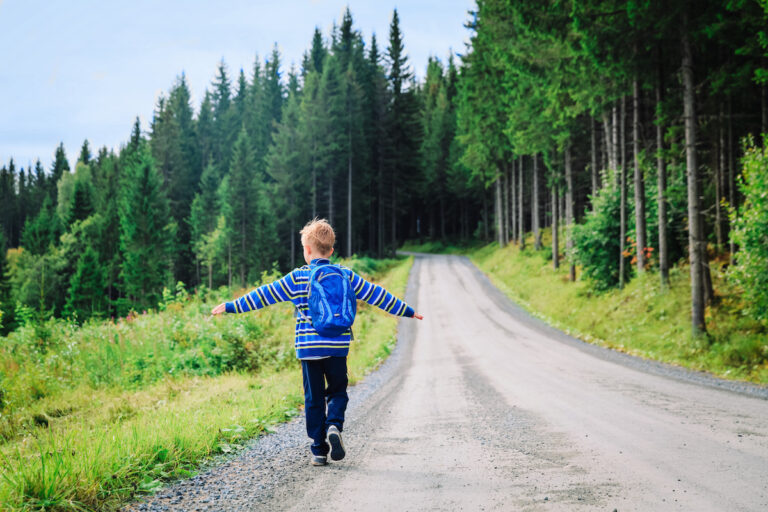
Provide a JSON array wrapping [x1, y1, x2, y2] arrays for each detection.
[[0, 256, 413, 511], [402, 232, 768, 384]]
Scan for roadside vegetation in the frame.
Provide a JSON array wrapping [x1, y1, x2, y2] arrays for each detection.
[[0, 256, 412, 511]]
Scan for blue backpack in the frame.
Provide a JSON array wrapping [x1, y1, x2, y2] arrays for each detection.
[[299, 263, 357, 337]]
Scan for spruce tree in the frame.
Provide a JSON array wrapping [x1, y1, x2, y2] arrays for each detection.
[[128, 117, 142, 154], [263, 45, 284, 128], [168, 74, 203, 202], [17, 167, 28, 236], [266, 90, 303, 267], [64, 246, 105, 321], [0, 231, 7, 330], [299, 70, 324, 219], [68, 174, 95, 224], [151, 80, 198, 285], [31, 159, 47, 215], [189, 163, 220, 286], [119, 144, 174, 308], [211, 60, 235, 168], [91, 151, 121, 311], [341, 59, 366, 256], [234, 68, 249, 131], [253, 46, 284, 170], [215, 176, 235, 287], [309, 28, 327, 74], [21, 197, 62, 255], [223, 128, 258, 287], [0, 162, 16, 246], [386, 9, 422, 251], [50, 143, 70, 202], [420, 58, 450, 239], [318, 54, 345, 226], [78, 139, 92, 165], [365, 34, 391, 256], [197, 91, 215, 169]]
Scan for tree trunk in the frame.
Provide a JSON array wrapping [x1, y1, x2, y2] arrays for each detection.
[[329, 177, 334, 227], [716, 103, 724, 248], [591, 117, 598, 200], [312, 155, 317, 218], [620, 95, 626, 177], [560, 185, 566, 225], [347, 136, 352, 257], [602, 113, 612, 173], [619, 97, 627, 289], [290, 215, 296, 269], [511, 158, 517, 244], [656, 70, 669, 286], [612, 103, 619, 177], [533, 153, 541, 250], [763, 83, 767, 136], [440, 194, 446, 240], [618, 116, 627, 288], [495, 175, 504, 247], [482, 189, 489, 241], [391, 178, 396, 254], [519, 156, 525, 249], [565, 146, 574, 281], [633, 79, 647, 274], [728, 95, 735, 261], [462, 198, 468, 239], [682, 9, 707, 336], [227, 240, 232, 289], [552, 181, 559, 269], [377, 152, 384, 258], [505, 165, 511, 244], [240, 214, 246, 287]]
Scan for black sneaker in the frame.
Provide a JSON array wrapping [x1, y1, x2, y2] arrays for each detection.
[[327, 425, 346, 461], [311, 453, 327, 466]]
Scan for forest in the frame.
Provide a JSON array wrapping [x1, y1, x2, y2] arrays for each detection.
[[1, 0, 768, 338]]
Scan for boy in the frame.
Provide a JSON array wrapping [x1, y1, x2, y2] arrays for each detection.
[[211, 218, 422, 466]]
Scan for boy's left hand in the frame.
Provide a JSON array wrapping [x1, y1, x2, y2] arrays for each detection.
[[211, 303, 227, 316]]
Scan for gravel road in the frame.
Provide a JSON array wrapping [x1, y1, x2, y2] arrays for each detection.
[[125, 254, 768, 511]]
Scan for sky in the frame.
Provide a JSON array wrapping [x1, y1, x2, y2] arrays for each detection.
[[0, 0, 474, 172]]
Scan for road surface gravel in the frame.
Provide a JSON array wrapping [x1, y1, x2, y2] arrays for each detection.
[[125, 254, 768, 511]]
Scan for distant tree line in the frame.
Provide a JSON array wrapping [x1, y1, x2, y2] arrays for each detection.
[[0, 9, 474, 332], [1, 2, 767, 337]]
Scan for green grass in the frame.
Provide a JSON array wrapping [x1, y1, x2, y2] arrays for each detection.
[[464, 228, 768, 384], [0, 256, 414, 511]]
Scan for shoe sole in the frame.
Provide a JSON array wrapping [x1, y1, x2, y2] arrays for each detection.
[[311, 458, 327, 466], [328, 429, 345, 461]]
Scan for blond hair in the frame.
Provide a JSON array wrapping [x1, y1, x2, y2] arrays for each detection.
[[300, 218, 335, 255]]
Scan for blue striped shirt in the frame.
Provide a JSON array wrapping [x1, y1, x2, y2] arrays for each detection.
[[225, 258, 415, 359]]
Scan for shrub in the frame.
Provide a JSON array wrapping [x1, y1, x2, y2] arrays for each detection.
[[729, 135, 768, 326], [572, 183, 628, 291]]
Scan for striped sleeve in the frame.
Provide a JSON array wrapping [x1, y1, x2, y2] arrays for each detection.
[[349, 270, 414, 318], [225, 271, 301, 314]]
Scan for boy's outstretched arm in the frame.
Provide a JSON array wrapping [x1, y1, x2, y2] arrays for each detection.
[[211, 272, 299, 316], [350, 271, 423, 320]]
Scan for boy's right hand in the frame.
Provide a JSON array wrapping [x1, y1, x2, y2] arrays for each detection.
[[211, 303, 227, 316], [413, 313, 424, 320]]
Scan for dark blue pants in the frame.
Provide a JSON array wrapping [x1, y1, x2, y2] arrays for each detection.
[[301, 356, 349, 456]]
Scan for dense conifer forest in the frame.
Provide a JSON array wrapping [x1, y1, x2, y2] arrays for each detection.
[[1, 2, 767, 336]]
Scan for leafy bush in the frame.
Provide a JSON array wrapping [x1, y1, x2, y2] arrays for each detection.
[[729, 135, 768, 326], [572, 183, 628, 291]]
